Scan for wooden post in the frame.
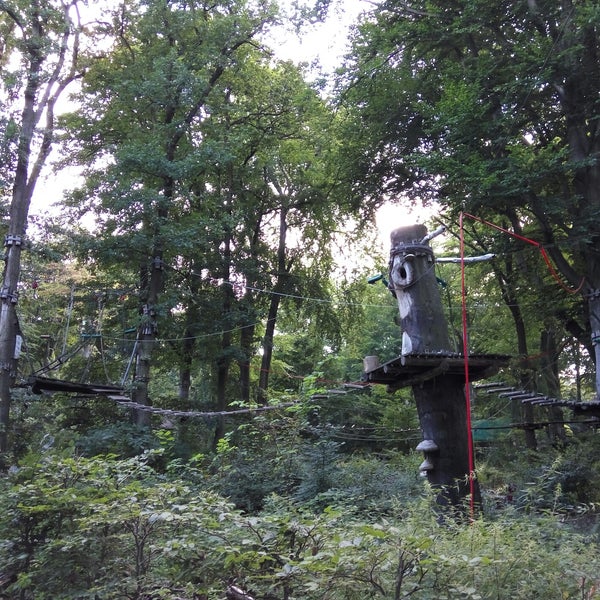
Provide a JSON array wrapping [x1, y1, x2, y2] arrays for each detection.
[[389, 224, 480, 509]]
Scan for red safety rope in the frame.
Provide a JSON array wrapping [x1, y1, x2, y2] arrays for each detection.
[[459, 210, 586, 519], [462, 212, 585, 294], [459, 213, 476, 520]]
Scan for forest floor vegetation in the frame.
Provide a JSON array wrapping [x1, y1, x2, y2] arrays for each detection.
[[1, 401, 599, 599]]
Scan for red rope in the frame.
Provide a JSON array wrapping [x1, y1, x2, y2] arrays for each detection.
[[462, 212, 585, 294], [459, 213, 476, 520], [458, 210, 586, 519], [539, 247, 586, 294]]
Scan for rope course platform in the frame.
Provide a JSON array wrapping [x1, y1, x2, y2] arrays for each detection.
[[27, 373, 599, 427], [362, 352, 511, 390], [30, 376, 127, 398], [26, 376, 373, 420]]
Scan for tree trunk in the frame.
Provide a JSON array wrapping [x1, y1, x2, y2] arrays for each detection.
[[238, 320, 254, 403], [178, 264, 203, 405], [132, 332, 154, 427], [389, 224, 481, 509], [214, 327, 232, 447], [258, 294, 281, 404], [179, 349, 193, 406], [0, 2, 79, 451], [539, 328, 566, 443], [494, 272, 532, 436], [413, 379, 480, 507], [493, 213, 538, 450], [258, 201, 290, 404], [213, 234, 234, 446], [132, 249, 164, 427], [589, 293, 600, 399]]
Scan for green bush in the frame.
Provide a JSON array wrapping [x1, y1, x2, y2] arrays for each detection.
[[207, 415, 304, 511], [2, 450, 599, 600], [75, 422, 160, 458], [478, 431, 600, 519]]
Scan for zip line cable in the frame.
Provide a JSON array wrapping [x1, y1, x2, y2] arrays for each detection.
[[24, 213, 590, 390], [24, 274, 588, 374], [26, 224, 595, 351]]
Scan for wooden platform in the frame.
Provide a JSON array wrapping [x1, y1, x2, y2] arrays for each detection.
[[363, 353, 510, 389], [29, 376, 128, 399]]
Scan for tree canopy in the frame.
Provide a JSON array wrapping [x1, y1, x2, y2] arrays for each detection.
[[340, 0, 600, 398]]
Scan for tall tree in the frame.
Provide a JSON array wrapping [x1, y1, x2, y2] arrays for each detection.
[[340, 0, 600, 399], [191, 58, 354, 411], [0, 0, 84, 451], [63, 0, 278, 425]]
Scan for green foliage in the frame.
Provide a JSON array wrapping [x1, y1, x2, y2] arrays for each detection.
[[478, 430, 600, 519], [341, 0, 600, 398], [0, 451, 239, 599], [75, 422, 160, 458], [3, 1, 600, 597], [208, 416, 301, 512], [1, 449, 599, 599]]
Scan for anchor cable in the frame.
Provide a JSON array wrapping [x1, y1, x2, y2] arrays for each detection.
[[459, 212, 477, 520]]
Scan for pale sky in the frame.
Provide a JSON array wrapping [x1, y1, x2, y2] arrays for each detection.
[[266, 0, 373, 73]]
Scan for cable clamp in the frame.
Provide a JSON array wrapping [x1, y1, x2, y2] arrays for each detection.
[[0, 287, 16, 302], [152, 256, 164, 270], [592, 331, 600, 346], [4, 234, 23, 247], [585, 288, 600, 299], [390, 243, 434, 259]]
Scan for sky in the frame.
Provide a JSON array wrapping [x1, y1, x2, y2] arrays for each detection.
[[266, 0, 370, 72]]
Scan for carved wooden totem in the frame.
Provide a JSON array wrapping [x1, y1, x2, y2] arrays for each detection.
[[388, 224, 480, 508]]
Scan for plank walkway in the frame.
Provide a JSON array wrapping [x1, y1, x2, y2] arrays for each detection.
[[475, 381, 600, 417]]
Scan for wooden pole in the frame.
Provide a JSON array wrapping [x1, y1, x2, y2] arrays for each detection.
[[388, 224, 481, 510]]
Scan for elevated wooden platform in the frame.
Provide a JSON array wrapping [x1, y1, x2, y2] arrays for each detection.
[[29, 376, 128, 400], [363, 353, 510, 390]]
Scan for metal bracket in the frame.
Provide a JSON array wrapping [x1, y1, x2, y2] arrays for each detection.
[[141, 304, 157, 335], [0, 286, 19, 304], [4, 234, 23, 247], [152, 256, 163, 270], [390, 243, 434, 259]]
